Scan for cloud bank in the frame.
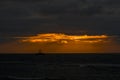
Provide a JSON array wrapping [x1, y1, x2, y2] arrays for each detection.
[[0, 0, 120, 53], [0, 0, 120, 37]]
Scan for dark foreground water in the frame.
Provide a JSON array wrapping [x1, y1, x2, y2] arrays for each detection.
[[0, 54, 120, 80]]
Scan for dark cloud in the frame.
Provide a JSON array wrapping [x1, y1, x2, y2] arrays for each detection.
[[0, 37, 18, 44], [0, 0, 120, 38]]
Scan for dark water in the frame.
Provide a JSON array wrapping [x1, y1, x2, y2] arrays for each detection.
[[0, 54, 120, 80]]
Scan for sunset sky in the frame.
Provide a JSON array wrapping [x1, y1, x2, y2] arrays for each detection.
[[0, 0, 120, 53]]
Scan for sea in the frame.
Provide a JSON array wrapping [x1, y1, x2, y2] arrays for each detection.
[[0, 54, 120, 80]]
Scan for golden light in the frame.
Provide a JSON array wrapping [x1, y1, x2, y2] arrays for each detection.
[[0, 33, 120, 53], [21, 33, 108, 44]]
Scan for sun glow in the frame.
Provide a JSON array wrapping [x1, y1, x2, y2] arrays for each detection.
[[21, 33, 108, 44], [0, 33, 120, 53]]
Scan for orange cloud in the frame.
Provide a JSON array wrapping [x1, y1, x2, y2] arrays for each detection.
[[0, 33, 120, 53], [20, 33, 108, 44]]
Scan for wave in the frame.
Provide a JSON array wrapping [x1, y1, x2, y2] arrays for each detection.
[[0, 75, 66, 80], [1, 61, 120, 67]]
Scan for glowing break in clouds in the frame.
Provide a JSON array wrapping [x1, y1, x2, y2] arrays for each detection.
[[0, 33, 120, 53], [21, 33, 108, 44]]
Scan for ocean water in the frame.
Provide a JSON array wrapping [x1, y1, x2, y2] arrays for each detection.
[[0, 54, 120, 80]]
